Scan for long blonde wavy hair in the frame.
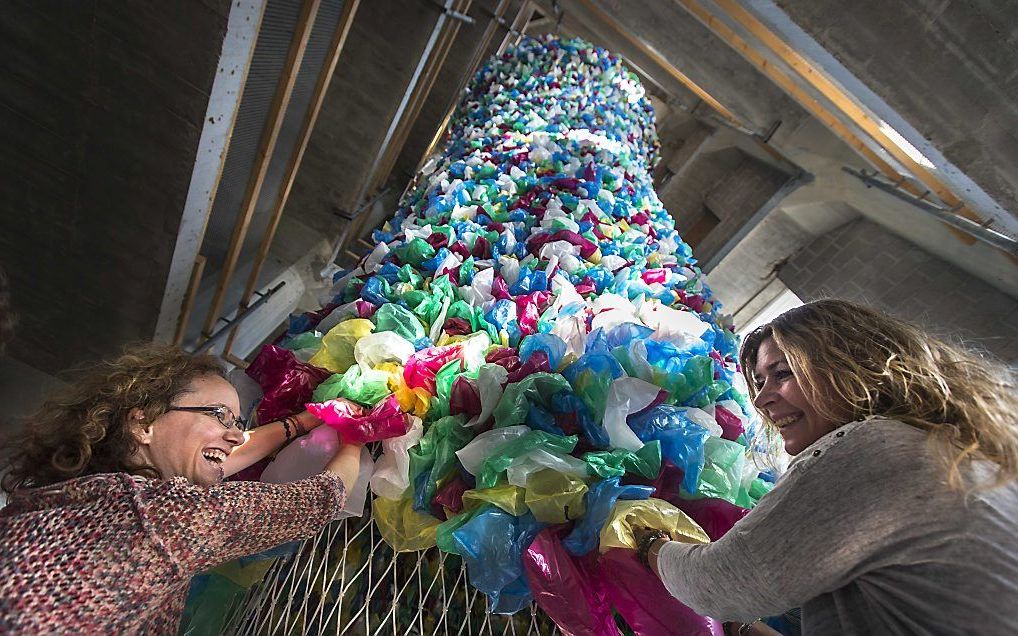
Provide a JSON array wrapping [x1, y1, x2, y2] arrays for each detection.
[[1, 345, 226, 493], [739, 299, 1018, 490]]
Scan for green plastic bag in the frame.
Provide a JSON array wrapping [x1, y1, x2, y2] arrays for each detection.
[[372, 303, 426, 342], [492, 372, 572, 428], [694, 436, 746, 504], [408, 415, 473, 506], [311, 363, 391, 406], [583, 440, 662, 479], [476, 430, 578, 489], [392, 237, 436, 267]]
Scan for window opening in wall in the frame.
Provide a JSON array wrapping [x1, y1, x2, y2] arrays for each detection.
[[684, 204, 720, 248], [738, 288, 804, 337]]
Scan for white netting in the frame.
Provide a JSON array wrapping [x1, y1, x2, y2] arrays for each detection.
[[223, 496, 563, 635]]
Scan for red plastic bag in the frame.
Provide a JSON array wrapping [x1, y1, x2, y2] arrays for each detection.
[[524, 528, 620, 636], [594, 549, 723, 636], [433, 473, 470, 515], [246, 345, 332, 423], [308, 394, 410, 444], [449, 376, 482, 418]]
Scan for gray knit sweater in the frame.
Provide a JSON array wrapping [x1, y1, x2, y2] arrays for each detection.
[[658, 417, 1018, 635]]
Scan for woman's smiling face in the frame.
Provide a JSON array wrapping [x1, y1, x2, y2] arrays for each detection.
[[751, 337, 840, 455], [133, 375, 245, 485]]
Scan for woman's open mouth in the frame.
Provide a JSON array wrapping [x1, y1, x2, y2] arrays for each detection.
[[773, 414, 803, 429], [202, 448, 228, 464]]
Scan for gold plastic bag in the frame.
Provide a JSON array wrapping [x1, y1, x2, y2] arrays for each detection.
[[600, 498, 710, 552], [462, 483, 529, 516], [309, 319, 374, 374], [372, 495, 440, 552], [524, 468, 588, 524]]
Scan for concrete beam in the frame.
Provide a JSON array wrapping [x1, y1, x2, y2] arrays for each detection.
[[154, 0, 266, 344]]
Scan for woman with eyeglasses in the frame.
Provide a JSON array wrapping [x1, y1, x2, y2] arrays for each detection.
[[635, 299, 1018, 635], [0, 345, 362, 633]]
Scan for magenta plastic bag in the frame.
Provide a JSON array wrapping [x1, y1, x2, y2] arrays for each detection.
[[595, 549, 723, 636], [671, 497, 750, 542], [714, 405, 745, 441], [247, 345, 332, 422], [308, 394, 410, 443], [523, 528, 620, 636]]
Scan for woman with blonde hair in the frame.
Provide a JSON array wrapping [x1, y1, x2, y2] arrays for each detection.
[[0, 345, 362, 633], [637, 299, 1018, 635]]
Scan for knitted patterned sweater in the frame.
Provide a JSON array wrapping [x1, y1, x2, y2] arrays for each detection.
[[0, 471, 346, 634]]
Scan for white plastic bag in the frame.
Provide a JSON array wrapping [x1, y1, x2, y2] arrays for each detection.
[[603, 376, 662, 451], [354, 331, 415, 368], [369, 417, 424, 500], [261, 427, 374, 518], [506, 448, 589, 487], [455, 424, 531, 475]]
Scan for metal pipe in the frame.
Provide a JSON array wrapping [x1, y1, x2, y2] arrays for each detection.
[[842, 167, 1018, 255], [352, 0, 457, 211], [193, 281, 287, 354]]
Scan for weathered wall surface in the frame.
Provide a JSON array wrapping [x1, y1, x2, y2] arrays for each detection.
[[0, 1, 230, 372], [781, 218, 1018, 363]]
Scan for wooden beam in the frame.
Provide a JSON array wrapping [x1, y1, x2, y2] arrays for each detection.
[[572, 0, 744, 127], [201, 0, 321, 337], [707, 0, 983, 227], [222, 0, 362, 355], [173, 255, 206, 346]]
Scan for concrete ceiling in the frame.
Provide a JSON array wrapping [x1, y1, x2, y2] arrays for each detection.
[[1, 0, 1015, 377]]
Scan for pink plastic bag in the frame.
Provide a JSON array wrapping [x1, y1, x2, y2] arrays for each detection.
[[594, 549, 723, 636], [246, 345, 332, 423], [308, 395, 410, 444], [403, 344, 462, 393], [523, 529, 620, 636]]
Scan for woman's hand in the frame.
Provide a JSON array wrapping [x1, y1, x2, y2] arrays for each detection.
[[325, 442, 362, 490]]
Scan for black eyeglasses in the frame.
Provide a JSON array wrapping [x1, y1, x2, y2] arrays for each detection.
[[166, 405, 250, 432]]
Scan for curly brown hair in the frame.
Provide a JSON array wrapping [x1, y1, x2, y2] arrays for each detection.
[[1, 344, 226, 493], [740, 299, 1018, 490]]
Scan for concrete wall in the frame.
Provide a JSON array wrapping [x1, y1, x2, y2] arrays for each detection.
[[0, 1, 230, 373], [780, 219, 1018, 363]]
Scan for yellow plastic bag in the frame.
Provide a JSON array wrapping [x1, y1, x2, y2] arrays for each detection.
[[462, 483, 529, 516], [394, 380, 431, 417], [599, 498, 710, 552], [524, 468, 587, 524], [309, 319, 374, 374], [372, 495, 440, 552]]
